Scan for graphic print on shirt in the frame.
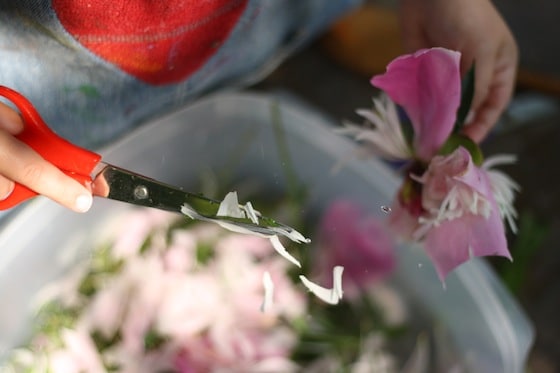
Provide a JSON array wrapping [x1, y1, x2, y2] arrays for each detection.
[[52, 0, 248, 85]]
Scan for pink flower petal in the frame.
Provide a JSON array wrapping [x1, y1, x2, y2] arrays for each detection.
[[371, 48, 461, 160], [394, 148, 513, 280], [447, 147, 488, 198], [388, 199, 420, 240], [424, 209, 511, 281], [420, 147, 488, 214]]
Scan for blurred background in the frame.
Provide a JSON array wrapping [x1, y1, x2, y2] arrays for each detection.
[[255, 1, 560, 371]]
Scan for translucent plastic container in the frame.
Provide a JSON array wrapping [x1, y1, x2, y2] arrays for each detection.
[[0, 92, 534, 372]]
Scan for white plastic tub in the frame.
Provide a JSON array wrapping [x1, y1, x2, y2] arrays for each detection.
[[0, 92, 534, 372]]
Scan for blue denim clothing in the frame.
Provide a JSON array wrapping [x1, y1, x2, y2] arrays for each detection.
[[0, 0, 361, 149]]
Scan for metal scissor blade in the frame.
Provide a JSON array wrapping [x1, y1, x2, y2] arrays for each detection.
[[91, 163, 310, 243], [92, 162, 218, 214]]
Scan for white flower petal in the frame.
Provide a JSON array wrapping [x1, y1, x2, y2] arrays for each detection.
[[270, 235, 301, 268], [269, 226, 310, 244], [217, 191, 245, 218], [339, 94, 411, 161], [180, 203, 198, 219], [244, 201, 260, 224], [333, 266, 344, 300], [299, 266, 344, 305], [181, 203, 310, 245], [486, 169, 519, 233], [483, 154, 520, 233], [261, 271, 274, 313], [482, 154, 517, 170]]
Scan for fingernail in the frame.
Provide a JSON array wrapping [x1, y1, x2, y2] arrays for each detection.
[[0, 181, 15, 201], [75, 193, 93, 212], [464, 110, 475, 125]]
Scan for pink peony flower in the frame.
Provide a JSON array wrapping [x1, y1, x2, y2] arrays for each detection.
[[341, 47, 518, 280], [315, 200, 396, 298]]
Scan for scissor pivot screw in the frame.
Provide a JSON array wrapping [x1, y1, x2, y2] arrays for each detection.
[[134, 185, 149, 200]]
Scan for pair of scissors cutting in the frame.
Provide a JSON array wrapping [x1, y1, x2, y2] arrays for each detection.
[[0, 86, 308, 243]]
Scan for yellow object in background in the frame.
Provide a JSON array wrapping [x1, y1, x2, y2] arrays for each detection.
[[321, 4, 403, 77]]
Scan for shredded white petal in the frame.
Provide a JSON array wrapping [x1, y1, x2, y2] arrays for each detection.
[[332, 266, 344, 300], [216, 191, 245, 218], [299, 266, 344, 305], [414, 184, 492, 241], [275, 227, 310, 244], [180, 204, 197, 220], [482, 154, 517, 170], [486, 169, 519, 233], [261, 271, 274, 313], [269, 235, 301, 268], [182, 203, 262, 237], [244, 201, 260, 224], [337, 94, 411, 161], [483, 154, 519, 233], [181, 195, 310, 245]]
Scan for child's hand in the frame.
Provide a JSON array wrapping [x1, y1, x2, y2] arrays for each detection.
[[398, 0, 519, 143], [0, 102, 92, 212]]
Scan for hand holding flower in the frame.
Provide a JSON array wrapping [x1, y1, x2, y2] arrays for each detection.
[[341, 47, 519, 280], [398, 0, 519, 143]]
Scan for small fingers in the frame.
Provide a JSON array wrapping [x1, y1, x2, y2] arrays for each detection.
[[462, 104, 500, 143], [463, 74, 514, 143], [470, 50, 494, 115], [0, 130, 92, 212], [460, 46, 496, 143], [463, 42, 518, 143]]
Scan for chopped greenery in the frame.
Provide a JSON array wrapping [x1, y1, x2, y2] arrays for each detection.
[[144, 329, 169, 351], [196, 242, 215, 264], [91, 329, 122, 352]]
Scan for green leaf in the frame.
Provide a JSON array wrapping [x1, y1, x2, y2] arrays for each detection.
[[144, 329, 168, 351], [196, 242, 215, 264], [453, 65, 475, 132], [35, 301, 79, 340], [78, 274, 97, 297], [437, 133, 484, 165], [91, 329, 121, 351]]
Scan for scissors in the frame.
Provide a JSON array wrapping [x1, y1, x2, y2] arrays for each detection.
[[0, 86, 309, 244]]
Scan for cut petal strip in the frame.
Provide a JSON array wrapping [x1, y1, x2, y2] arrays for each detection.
[[217, 191, 245, 218], [261, 271, 274, 313], [299, 266, 344, 305], [270, 235, 301, 268]]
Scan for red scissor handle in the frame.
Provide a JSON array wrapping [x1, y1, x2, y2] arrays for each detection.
[[0, 86, 102, 209]]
